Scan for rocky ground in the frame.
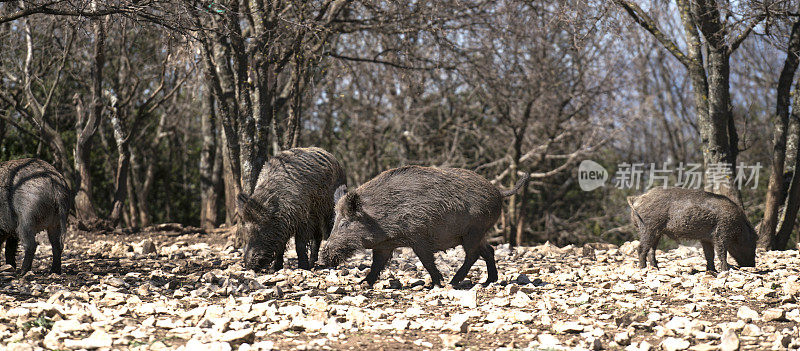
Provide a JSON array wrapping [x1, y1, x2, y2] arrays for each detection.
[[0, 227, 798, 351]]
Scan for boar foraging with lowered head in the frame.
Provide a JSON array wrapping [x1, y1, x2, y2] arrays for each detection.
[[0, 158, 70, 274], [628, 187, 756, 272], [237, 147, 345, 272], [317, 165, 529, 287]]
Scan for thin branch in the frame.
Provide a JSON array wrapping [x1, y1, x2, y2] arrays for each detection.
[[0, 114, 44, 142], [0, 3, 136, 25], [613, 0, 692, 69], [326, 51, 455, 70], [728, 14, 765, 54]]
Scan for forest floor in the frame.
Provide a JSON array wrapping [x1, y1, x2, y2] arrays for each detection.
[[0, 227, 798, 351]]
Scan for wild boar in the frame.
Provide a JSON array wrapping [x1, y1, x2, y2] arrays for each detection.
[[627, 187, 757, 272], [237, 147, 345, 271], [317, 165, 530, 287], [0, 158, 70, 274]]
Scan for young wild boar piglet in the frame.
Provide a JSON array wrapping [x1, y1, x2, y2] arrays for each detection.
[[628, 187, 756, 272], [317, 165, 529, 287], [0, 158, 70, 274], [237, 147, 345, 271]]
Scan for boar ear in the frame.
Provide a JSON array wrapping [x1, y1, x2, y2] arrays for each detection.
[[342, 192, 361, 218], [333, 184, 347, 205], [237, 194, 267, 222]]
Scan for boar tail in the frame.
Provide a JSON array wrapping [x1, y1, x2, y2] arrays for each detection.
[[501, 172, 530, 197], [625, 195, 637, 208]]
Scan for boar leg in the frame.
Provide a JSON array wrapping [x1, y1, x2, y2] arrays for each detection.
[[450, 251, 479, 286], [647, 235, 660, 268], [47, 224, 63, 274], [412, 246, 444, 287], [310, 239, 321, 268], [5, 235, 18, 268], [637, 230, 655, 269], [294, 233, 316, 270], [479, 244, 498, 285], [273, 247, 285, 271], [296, 236, 311, 270], [363, 248, 393, 286], [701, 240, 715, 272], [714, 235, 729, 271], [451, 234, 483, 285], [18, 225, 37, 274], [310, 218, 324, 266]]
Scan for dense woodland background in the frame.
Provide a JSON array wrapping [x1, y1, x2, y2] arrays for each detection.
[[1, 0, 800, 249]]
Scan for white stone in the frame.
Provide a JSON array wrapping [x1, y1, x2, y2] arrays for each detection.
[[740, 323, 761, 337], [62, 329, 113, 349], [440, 334, 463, 348], [614, 331, 631, 346], [538, 333, 561, 347], [6, 343, 34, 351], [510, 291, 532, 308], [736, 306, 759, 321], [762, 308, 785, 322], [444, 313, 470, 333], [660, 337, 690, 351], [552, 321, 584, 334], [720, 329, 739, 351]]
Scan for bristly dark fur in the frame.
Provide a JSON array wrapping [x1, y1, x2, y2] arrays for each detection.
[[629, 187, 757, 271], [239, 147, 345, 271], [318, 165, 505, 287], [0, 158, 69, 274]]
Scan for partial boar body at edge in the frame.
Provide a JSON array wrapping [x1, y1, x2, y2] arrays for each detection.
[[0, 158, 70, 274]]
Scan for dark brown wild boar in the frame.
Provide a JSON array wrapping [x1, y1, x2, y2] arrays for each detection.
[[317, 165, 529, 287], [0, 158, 70, 274], [237, 147, 345, 271], [628, 187, 757, 272]]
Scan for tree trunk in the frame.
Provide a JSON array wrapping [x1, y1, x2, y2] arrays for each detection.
[[222, 130, 237, 226], [137, 162, 155, 227], [108, 105, 130, 227], [775, 76, 800, 250], [515, 180, 529, 246], [762, 20, 800, 248], [702, 48, 741, 205], [198, 22, 243, 210], [200, 91, 220, 229], [126, 159, 139, 228], [0, 117, 5, 154], [74, 10, 106, 224], [505, 168, 519, 247]]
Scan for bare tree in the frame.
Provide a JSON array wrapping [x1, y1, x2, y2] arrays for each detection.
[[762, 16, 800, 249], [613, 0, 774, 206]]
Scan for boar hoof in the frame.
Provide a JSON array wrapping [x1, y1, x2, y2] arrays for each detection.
[[359, 277, 376, 287]]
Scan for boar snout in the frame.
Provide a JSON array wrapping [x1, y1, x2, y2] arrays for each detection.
[[316, 248, 338, 268], [735, 253, 756, 268], [243, 246, 274, 272], [313, 260, 333, 270]]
